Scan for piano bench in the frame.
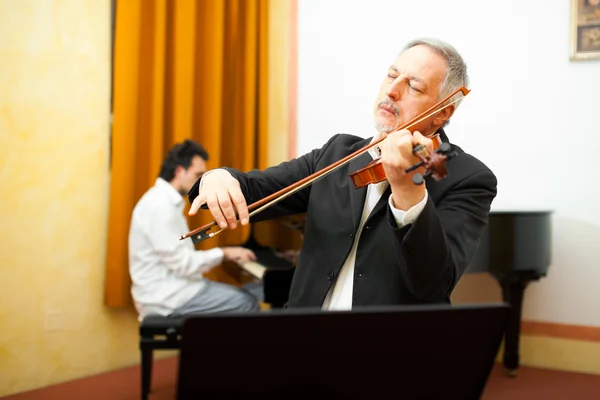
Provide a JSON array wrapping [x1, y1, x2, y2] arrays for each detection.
[[139, 315, 184, 400]]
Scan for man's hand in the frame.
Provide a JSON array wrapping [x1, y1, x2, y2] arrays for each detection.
[[188, 169, 249, 230], [380, 129, 433, 210], [222, 247, 257, 264]]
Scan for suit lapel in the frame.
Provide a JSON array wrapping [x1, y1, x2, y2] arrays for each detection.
[[347, 151, 371, 231]]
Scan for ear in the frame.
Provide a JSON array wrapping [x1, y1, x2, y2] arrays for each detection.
[[432, 104, 455, 127], [174, 165, 186, 179]]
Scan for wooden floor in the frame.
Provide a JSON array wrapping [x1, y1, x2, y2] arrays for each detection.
[[3, 357, 600, 399]]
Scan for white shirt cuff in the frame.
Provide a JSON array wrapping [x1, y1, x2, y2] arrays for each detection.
[[388, 190, 428, 228]]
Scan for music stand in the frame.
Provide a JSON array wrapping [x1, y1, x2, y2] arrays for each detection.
[[176, 303, 510, 400]]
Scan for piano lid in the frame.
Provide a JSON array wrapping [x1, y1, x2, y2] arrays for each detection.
[[466, 211, 552, 278], [487, 209, 554, 215]]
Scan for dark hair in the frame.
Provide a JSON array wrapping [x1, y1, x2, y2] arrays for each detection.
[[159, 139, 209, 182]]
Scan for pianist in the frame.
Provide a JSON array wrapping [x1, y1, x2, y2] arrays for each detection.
[[128, 140, 260, 320], [187, 38, 497, 310]]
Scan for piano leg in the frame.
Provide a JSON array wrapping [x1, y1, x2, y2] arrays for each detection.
[[498, 272, 540, 377]]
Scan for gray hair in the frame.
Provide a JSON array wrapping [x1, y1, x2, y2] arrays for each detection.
[[402, 38, 469, 127]]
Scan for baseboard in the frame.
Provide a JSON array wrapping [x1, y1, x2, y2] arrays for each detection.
[[495, 324, 600, 376], [522, 321, 600, 342]]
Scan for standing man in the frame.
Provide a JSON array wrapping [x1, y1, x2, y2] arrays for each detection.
[[187, 38, 497, 310]]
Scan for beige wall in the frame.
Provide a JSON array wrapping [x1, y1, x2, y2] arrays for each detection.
[[0, 1, 141, 396]]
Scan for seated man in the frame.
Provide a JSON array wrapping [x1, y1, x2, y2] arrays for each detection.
[[128, 139, 260, 319]]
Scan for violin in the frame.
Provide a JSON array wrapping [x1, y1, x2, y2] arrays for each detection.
[[349, 135, 450, 187], [180, 86, 470, 243]]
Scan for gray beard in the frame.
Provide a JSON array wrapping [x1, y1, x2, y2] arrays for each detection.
[[374, 122, 397, 134]]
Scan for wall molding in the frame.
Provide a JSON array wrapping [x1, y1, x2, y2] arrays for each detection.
[[522, 321, 600, 343]]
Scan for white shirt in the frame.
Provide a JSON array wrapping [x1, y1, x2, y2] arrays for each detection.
[[321, 135, 428, 311], [128, 178, 224, 319]]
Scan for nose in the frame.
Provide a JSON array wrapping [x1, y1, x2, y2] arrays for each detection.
[[385, 77, 403, 102]]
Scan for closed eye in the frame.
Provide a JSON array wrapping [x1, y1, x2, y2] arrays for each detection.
[[408, 83, 422, 93]]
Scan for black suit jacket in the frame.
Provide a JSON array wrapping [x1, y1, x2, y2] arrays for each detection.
[[189, 130, 497, 308]]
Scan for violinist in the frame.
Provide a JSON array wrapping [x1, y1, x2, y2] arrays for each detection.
[[187, 38, 497, 310]]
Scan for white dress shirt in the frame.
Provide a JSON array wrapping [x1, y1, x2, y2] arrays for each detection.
[[321, 135, 428, 311], [128, 178, 224, 319]]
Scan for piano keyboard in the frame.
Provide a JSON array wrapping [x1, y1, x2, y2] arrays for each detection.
[[239, 260, 267, 280]]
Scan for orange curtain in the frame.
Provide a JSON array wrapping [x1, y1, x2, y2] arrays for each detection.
[[104, 0, 287, 308]]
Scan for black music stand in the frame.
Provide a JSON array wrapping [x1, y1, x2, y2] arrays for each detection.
[[176, 303, 510, 400]]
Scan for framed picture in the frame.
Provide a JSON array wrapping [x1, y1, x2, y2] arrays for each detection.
[[571, 0, 600, 61]]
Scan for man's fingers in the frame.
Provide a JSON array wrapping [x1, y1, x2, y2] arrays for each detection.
[[229, 186, 249, 225], [230, 248, 257, 263], [187, 170, 248, 231], [215, 189, 238, 229], [188, 195, 205, 216], [244, 250, 257, 262], [205, 192, 227, 229], [412, 131, 434, 153]]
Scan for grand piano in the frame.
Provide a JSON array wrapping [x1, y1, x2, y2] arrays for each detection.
[[235, 233, 297, 308], [466, 210, 552, 376], [231, 210, 552, 376]]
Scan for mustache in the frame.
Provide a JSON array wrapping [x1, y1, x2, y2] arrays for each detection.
[[377, 97, 399, 116]]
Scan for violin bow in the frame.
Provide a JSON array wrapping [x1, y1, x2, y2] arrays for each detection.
[[180, 86, 470, 243]]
